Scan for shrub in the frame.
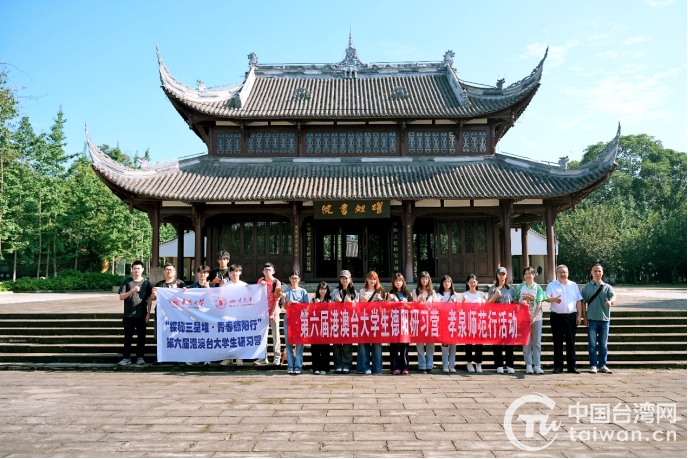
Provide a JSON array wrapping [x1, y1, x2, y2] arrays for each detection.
[[0, 272, 126, 292]]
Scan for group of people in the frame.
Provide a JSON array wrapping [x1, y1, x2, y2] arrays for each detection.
[[118, 250, 616, 376]]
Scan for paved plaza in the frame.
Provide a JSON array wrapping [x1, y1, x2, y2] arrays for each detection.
[[0, 368, 685, 458]]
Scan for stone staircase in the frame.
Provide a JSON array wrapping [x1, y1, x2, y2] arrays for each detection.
[[0, 311, 685, 369]]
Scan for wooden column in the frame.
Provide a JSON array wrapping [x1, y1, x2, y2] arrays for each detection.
[[404, 201, 415, 282], [545, 202, 557, 283], [493, 218, 501, 271], [521, 223, 530, 269], [292, 202, 301, 273], [192, 203, 205, 271], [500, 200, 514, 283], [175, 224, 184, 276], [148, 202, 161, 269]]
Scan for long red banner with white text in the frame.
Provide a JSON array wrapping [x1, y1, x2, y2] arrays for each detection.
[[286, 302, 531, 345]]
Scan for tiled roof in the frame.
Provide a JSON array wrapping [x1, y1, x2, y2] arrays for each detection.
[[87, 125, 619, 203], [157, 44, 546, 120]]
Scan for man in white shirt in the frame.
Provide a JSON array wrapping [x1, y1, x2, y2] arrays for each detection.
[[220, 264, 248, 366], [545, 265, 583, 374]]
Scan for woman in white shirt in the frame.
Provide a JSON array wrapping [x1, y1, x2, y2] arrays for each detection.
[[462, 274, 486, 373], [412, 271, 436, 373], [436, 275, 461, 373]]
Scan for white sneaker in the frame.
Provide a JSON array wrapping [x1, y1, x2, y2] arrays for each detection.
[[314, 370, 321, 375], [535, 366, 545, 374], [507, 367, 515, 374], [590, 366, 598, 374], [496, 366, 504, 374], [599, 366, 613, 374], [526, 364, 534, 374], [475, 364, 483, 373], [449, 366, 456, 373], [466, 363, 475, 373], [234, 359, 243, 366], [365, 369, 372, 375], [136, 358, 145, 365], [254, 358, 268, 366], [294, 368, 301, 374], [288, 369, 294, 374], [219, 359, 231, 366], [443, 365, 450, 373], [118, 358, 131, 366], [273, 359, 281, 366]]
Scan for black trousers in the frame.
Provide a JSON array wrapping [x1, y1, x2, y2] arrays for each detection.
[[550, 311, 577, 370], [311, 344, 332, 372], [493, 345, 514, 367], [390, 343, 409, 371], [465, 344, 483, 363], [123, 316, 147, 359]]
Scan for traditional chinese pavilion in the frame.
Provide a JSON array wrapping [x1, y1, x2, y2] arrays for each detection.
[[87, 36, 618, 283]]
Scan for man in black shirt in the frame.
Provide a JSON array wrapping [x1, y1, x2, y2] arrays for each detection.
[[188, 265, 211, 289], [118, 260, 153, 365], [150, 263, 187, 342], [209, 251, 231, 287]]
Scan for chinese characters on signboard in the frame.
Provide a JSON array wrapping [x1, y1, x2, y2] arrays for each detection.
[[314, 201, 390, 219]]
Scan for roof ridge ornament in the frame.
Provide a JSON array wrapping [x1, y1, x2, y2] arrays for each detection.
[[248, 52, 259, 68], [443, 50, 455, 68], [335, 31, 365, 78]]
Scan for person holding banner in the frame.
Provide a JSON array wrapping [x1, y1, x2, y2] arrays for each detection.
[[188, 265, 211, 289], [118, 260, 153, 365], [388, 273, 411, 375], [516, 266, 547, 375], [437, 275, 461, 373], [283, 271, 309, 375], [357, 271, 386, 375], [311, 281, 333, 375], [255, 263, 282, 366], [412, 271, 436, 373], [331, 270, 359, 374], [462, 274, 486, 373], [227, 264, 247, 286], [150, 263, 188, 363], [488, 267, 517, 374]]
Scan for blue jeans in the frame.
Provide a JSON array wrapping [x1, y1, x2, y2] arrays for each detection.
[[416, 343, 435, 370], [283, 321, 303, 371], [587, 320, 610, 367], [356, 343, 382, 374]]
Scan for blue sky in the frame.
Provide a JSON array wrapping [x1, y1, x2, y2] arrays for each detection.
[[1, 0, 685, 164]]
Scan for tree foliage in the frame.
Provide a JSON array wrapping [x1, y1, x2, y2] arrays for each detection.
[[557, 134, 687, 283], [0, 69, 164, 282]]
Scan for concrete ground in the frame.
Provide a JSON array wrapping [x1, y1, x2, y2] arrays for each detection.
[[0, 369, 685, 457], [0, 286, 685, 314]]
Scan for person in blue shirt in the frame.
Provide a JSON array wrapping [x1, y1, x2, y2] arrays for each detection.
[[282, 270, 309, 374]]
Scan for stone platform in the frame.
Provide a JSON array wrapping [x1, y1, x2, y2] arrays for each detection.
[[0, 368, 685, 457]]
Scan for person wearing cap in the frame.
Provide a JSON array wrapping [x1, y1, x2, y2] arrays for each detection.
[[488, 267, 517, 374], [331, 270, 359, 374]]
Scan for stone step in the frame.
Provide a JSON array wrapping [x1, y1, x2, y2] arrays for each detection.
[[0, 352, 685, 368], [0, 342, 685, 360], [2, 332, 684, 345]]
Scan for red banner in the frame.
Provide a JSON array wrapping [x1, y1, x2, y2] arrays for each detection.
[[286, 302, 531, 345]]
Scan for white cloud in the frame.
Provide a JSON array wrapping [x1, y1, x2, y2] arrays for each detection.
[[553, 113, 595, 130], [624, 36, 651, 45], [519, 41, 578, 68], [562, 68, 682, 122], [646, 0, 675, 6]]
